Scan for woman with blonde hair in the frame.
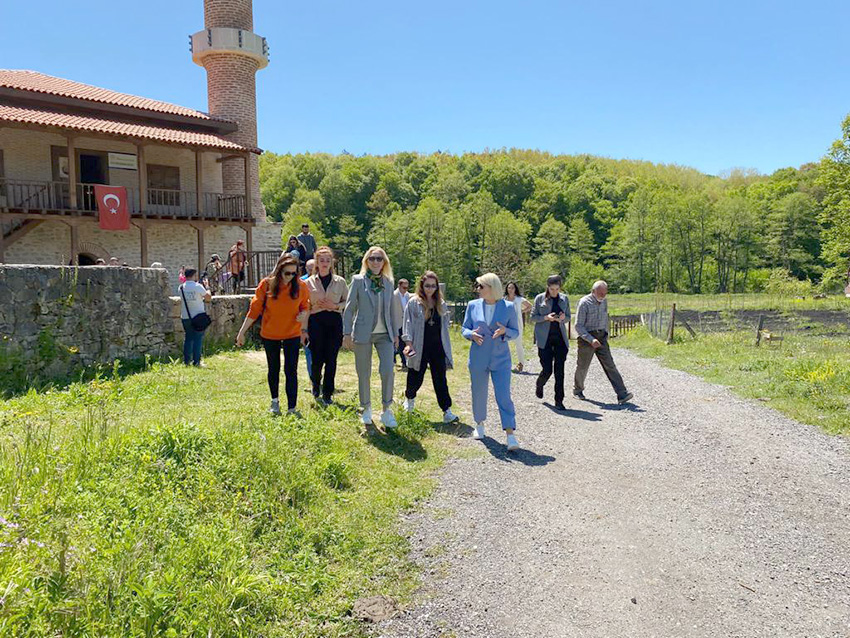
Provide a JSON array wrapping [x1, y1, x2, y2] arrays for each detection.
[[461, 272, 520, 451], [401, 271, 458, 423], [305, 246, 348, 404], [236, 254, 310, 416], [343, 246, 402, 428]]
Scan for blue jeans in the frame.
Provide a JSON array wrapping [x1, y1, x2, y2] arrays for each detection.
[[182, 318, 204, 366], [304, 344, 313, 379]]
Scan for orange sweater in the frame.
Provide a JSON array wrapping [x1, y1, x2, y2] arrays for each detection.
[[247, 278, 310, 340]]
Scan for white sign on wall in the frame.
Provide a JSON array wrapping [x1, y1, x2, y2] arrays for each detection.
[[108, 153, 138, 170]]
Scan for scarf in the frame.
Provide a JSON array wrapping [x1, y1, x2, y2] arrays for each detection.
[[366, 271, 384, 294]]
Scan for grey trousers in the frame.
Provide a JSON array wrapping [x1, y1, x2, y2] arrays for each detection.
[[574, 330, 629, 400], [353, 333, 395, 410]]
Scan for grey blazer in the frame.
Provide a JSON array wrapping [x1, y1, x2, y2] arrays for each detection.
[[343, 274, 402, 343], [402, 298, 454, 371], [529, 292, 570, 347]]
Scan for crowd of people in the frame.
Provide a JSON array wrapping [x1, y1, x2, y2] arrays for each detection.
[[179, 242, 634, 453]]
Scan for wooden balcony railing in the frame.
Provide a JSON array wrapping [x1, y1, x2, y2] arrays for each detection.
[[0, 179, 250, 221]]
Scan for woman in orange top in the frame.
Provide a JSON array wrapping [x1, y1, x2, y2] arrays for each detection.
[[236, 254, 310, 416]]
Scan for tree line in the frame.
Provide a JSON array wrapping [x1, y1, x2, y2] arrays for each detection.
[[259, 116, 850, 301]]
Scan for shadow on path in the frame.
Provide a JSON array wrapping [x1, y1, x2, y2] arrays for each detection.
[[541, 402, 603, 421], [481, 437, 556, 466], [584, 398, 646, 413]]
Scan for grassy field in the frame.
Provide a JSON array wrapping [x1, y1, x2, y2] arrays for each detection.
[[606, 292, 850, 316], [617, 328, 850, 436], [0, 337, 479, 638]]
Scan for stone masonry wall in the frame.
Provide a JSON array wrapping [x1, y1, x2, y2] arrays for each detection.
[[0, 265, 255, 381]]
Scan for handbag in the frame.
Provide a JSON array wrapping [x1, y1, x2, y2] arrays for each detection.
[[180, 284, 212, 332]]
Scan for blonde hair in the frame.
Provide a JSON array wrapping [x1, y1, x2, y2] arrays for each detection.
[[314, 246, 335, 275], [360, 246, 394, 281], [476, 273, 503, 301]]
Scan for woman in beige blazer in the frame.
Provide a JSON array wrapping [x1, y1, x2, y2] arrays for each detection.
[[305, 246, 349, 404]]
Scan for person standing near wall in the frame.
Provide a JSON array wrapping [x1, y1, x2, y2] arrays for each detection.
[[179, 268, 211, 367], [298, 223, 317, 263], [236, 255, 310, 416], [462, 272, 520, 451], [343, 246, 401, 429], [393, 279, 411, 368], [228, 240, 247, 293], [504, 281, 532, 372], [305, 248, 348, 405], [402, 271, 458, 423], [530, 275, 570, 411], [573, 280, 634, 404]]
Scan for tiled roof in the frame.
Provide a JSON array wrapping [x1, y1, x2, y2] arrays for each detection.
[[0, 69, 233, 124], [0, 103, 259, 153]]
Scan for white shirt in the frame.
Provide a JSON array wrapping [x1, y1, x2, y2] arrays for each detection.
[[484, 301, 496, 325], [398, 290, 410, 312], [373, 290, 388, 334], [180, 281, 208, 319], [509, 296, 526, 327]]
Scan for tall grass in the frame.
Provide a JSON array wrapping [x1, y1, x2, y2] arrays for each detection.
[[607, 292, 850, 316], [618, 328, 850, 435], [0, 350, 459, 637]]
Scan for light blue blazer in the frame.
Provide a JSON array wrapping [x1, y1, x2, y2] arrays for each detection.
[[462, 299, 519, 372]]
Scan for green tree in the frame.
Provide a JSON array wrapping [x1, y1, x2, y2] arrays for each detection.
[[816, 114, 850, 288], [568, 216, 596, 262]]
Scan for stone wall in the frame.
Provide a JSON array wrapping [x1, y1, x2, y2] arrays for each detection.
[[0, 265, 255, 381]]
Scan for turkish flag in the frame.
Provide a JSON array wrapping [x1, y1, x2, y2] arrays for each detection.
[[95, 185, 130, 230]]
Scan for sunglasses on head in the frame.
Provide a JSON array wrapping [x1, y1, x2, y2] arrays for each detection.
[[368, 255, 384, 262]]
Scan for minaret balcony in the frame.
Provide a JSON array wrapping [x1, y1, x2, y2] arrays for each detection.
[[190, 28, 269, 69]]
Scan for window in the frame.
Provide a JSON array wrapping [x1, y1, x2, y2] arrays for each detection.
[[147, 164, 180, 207]]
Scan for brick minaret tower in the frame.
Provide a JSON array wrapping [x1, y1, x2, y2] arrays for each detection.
[[191, 0, 269, 216]]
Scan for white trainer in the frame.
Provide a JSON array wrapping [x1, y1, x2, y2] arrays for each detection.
[[443, 409, 459, 423], [403, 397, 415, 413], [269, 399, 281, 416], [381, 409, 398, 429], [472, 422, 485, 440], [506, 433, 519, 451], [361, 407, 373, 425]]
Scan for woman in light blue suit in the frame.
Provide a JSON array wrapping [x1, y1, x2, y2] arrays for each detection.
[[462, 272, 520, 451]]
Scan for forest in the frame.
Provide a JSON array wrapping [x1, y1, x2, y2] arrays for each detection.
[[259, 116, 850, 300]]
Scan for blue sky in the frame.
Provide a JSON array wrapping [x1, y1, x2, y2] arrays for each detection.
[[3, 0, 848, 175]]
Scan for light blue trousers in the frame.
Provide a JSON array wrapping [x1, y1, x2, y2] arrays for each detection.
[[470, 367, 516, 430]]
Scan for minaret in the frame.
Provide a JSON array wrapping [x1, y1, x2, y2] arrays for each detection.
[[191, 0, 269, 216]]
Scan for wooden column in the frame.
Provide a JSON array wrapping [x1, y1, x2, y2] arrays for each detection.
[[195, 150, 203, 216], [138, 222, 148, 267], [137, 144, 147, 215], [196, 224, 205, 272], [69, 222, 79, 265], [245, 224, 253, 254], [67, 135, 77, 210], [244, 154, 252, 218]]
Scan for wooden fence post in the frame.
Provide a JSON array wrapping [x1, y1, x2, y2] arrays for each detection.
[[666, 303, 676, 344], [755, 315, 765, 346]]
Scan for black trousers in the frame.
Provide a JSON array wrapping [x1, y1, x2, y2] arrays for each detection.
[[405, 345, 452, 411], [263, 337, 301, 409], [308, 317, 343, 401], [537, 331, 569, 403]]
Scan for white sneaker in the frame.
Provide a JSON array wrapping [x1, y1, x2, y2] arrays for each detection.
[[472, 422, 485, 440], [361, 407, 373, 425], [403, 397, 415, 413], [381, 409, 398, 429], [506, 433, 519, 451], [269, 399, 281, 416], [443, 409, 459, 423]]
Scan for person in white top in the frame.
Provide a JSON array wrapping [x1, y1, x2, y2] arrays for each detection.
[[393, 279, 411, 368], [505, 281, 532, 372], [179, 268, 211, 366]]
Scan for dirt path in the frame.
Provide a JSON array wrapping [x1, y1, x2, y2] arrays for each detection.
[[378, 349, 850, 638]]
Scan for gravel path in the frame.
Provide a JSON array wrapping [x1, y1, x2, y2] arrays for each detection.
[[378, 349, 850, 638]]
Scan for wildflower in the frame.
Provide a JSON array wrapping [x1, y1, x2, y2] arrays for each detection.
[[0, 516, 18, 529]]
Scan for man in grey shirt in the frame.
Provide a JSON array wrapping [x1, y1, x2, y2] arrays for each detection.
[[573, 280, 634, 404], [298, 223, 317, 262]]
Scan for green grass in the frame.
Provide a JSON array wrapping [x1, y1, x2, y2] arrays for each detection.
[[0, 341, 477, 638], [618, 328, 850, 436], [606, 292, 850, 316]]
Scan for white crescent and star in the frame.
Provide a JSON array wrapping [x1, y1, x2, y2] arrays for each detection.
[[102, 193, 121, 214]]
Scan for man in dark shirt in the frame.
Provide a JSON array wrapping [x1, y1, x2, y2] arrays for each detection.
[[529, 274, 570, 410]]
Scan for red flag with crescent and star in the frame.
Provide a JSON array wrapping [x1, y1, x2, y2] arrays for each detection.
[[94, 185, 130, 230]]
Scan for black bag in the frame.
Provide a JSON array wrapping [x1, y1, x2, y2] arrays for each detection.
[[181, 284, 213, 332]]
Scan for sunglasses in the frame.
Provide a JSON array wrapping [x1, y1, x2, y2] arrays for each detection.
[[367, 255, 384, 262], [475, 283, 488, 289], [423, 283, 438, 290], [282, 270, 297, 277]]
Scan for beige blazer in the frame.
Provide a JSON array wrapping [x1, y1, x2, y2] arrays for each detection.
[[305, 274, 349, 315]]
